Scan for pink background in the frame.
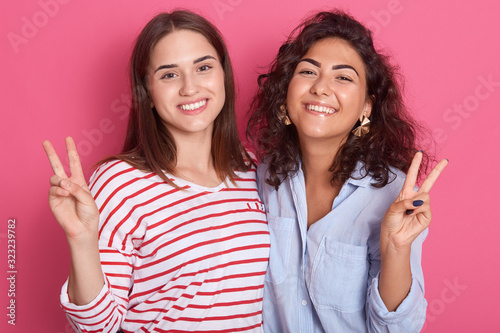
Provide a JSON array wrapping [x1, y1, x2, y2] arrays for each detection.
[[1, 0, 499, 332]]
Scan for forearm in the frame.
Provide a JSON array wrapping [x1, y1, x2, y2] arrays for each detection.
[[66, 235, 105, 305], [378, 242, 412, 312]]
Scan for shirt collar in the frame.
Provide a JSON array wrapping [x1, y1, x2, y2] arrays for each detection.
[[295, 160, 373, 188], [347, 161, 373, 188]]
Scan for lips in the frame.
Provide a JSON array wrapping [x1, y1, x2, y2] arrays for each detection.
[[303, 103, 336, 115]]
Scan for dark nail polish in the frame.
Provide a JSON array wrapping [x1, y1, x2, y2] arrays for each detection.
[[418, 150, 423, 153], [446, 158, 449, 162], [405, 209, 414, 215], [413, 200, 424, 207]]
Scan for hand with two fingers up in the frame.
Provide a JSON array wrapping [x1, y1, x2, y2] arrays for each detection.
[[42, 137, 99, 242], [42, 137, 103, 305], [378, 151, 448, 312], [382, 151, 449, 251]]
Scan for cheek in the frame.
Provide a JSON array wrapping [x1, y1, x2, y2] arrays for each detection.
[[212, 76, 226, 107], [208, 71, 225, 92], [286, 78, 302, 102]]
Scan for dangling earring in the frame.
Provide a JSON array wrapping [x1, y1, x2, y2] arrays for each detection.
[[352, 115, 370, 137], [279, 105, 292, 125]]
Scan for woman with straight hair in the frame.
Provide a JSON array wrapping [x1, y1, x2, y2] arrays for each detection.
[[43, 10, 269, 333], [248, 10, 448, 332]]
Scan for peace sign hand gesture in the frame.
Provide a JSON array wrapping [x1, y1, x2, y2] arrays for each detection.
[[42, 137, 99, 242], [381, 151, 448, 251]]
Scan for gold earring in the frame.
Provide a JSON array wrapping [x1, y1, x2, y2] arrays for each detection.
[[279, 105, 292, 125], [352, 115, 370, 137]]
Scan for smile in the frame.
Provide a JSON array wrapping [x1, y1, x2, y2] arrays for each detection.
[[304, 104, 336, 114], [178, 99, 207, 111]]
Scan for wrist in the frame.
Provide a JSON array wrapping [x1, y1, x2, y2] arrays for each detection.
[[380, 234, 412, 259]]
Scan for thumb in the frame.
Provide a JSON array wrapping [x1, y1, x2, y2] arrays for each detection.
[[389, 198, 425, 216], [58, 178, 95, 206]]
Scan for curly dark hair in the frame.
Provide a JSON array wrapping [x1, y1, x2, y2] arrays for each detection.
[[247, 10, 429, 190]]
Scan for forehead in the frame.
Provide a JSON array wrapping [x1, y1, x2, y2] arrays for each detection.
[[150, 29, 218, 65]]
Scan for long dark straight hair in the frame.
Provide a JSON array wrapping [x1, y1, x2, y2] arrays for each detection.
[[103, 10, 251, 184]]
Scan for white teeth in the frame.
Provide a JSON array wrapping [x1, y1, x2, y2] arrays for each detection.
[[179, 99, 207, 111], [306, 104, 335, 114]]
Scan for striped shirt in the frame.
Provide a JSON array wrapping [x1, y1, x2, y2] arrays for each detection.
[[60, 160, 270, 333]]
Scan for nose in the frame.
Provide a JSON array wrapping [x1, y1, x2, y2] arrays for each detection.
[[310, 75, 333, 96], [179, 73, 199, 96]]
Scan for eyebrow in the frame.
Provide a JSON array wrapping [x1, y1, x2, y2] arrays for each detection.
[[154, 55, 217, 73], [299, 58, 359, 76]]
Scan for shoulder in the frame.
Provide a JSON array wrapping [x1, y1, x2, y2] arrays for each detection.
[[351, 163, 406, 203], [232, 149, 258, 181], [89, 159, 161, 201], [362, 167, 405, 208], [244, 150, 258, 166], [256, 160, 272, 189], [385, 166, 407, 190]]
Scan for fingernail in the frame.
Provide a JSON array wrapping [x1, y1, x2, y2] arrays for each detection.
[[61, 180, 69, 188], [418, 150, 423, 153], [446, 158, 449, 162], [413, 200, 424, 207], [405, 209, 414, 215]]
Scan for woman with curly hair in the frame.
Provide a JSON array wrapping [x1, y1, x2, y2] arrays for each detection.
[[248, 10, 448, 332]]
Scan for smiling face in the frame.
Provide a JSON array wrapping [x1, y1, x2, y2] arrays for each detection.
[[286, 37, 372, 146], [147, 29, 225, 140]]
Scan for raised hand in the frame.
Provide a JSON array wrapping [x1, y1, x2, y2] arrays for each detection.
[[381, 151, 448, 250], [43, 137, 105, 305], [42, 137, 99, 242]]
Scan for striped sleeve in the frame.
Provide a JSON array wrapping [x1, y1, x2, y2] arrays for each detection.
[[60, 161, 147, 333]]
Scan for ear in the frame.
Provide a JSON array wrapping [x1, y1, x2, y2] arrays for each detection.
[[361, 95, 374, 120]]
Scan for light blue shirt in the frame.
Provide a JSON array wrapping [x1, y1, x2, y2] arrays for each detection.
[[258, 162, 427, 332]]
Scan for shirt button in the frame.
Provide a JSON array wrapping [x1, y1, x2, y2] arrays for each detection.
[[301, 300, 307, 306]]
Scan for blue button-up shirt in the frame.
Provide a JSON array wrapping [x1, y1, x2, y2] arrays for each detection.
[[258, 162, 427, 332]]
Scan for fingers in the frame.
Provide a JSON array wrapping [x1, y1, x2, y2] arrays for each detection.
[[50, 174, 63, 186], [391, 193, 430, 214], [50, 176, 94, 205], [42, 140, 68, 179], [65, 137, 86, 184], [418, 158, 449, 193], [400, 151, 423, 198], [49, 185, 70, 198]]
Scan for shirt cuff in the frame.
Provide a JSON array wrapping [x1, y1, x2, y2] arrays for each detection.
[[367, 273, 426, 325], [60, 277, 114, 325]]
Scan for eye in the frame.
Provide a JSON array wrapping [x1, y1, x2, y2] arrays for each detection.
[[337, 75, 353, 82], [299, 70, 316, 76], [198, 64, 213, 72], [161, 72, 177, 79]]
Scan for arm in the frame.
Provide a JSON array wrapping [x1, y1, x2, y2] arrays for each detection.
[[366, 230, 427, 332], [378, 152, 448, 311], [364, 152, 447, 332], [44, 138, 134, 332], [43, 138, 104, 304]]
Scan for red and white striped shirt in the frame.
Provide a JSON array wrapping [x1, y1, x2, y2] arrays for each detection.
[[60, 160, 270, 333]]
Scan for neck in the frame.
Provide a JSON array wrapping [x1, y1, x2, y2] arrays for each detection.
[[171, 128, 222, 187], [300, 136, 344, 182]]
